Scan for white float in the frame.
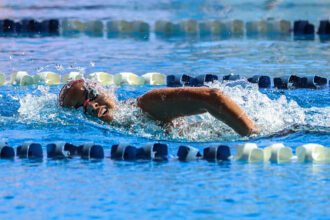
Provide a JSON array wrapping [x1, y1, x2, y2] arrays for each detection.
[[113, 72, 145, 86], [154, 20, 180, 34], [142, 72, 166, 85], [10, 71, 34, 86], [85, 20, 104, 35], [236, 143, 270, 162], [88, 72, 113, 86], [155, 20, 172, 33], [269, 20, 291, 33], [264, 143, 293, 163], [33, 72, 61, 85], [296, 144, 330, 162], [199, 20, 226, 34], [62, 19, 85, 33], [0, 73, 5, 86], [246, 20, 291, 34], [246, 21, 259, 33], [224, 20, 244, 34], [246, 20, 270, 33], [107, 20, 133, 33], [179, 19, 198, 33], [62, 72, 83, 83], [131, 21, 150, 33]]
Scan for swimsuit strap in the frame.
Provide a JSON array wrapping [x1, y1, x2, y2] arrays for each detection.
[[83, 99, 90, 113], [83, 99, 89, 107]]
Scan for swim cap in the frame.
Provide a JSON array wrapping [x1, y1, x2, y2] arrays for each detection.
[[58, 79, 85, 107]]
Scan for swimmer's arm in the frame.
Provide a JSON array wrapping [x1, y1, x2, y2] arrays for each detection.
[[136, 87, 260, 136]]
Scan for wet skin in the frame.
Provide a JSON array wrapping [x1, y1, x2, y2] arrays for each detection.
[[59, 80, 260, 136]]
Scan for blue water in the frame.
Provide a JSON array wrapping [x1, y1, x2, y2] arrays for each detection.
[[0, 0, 330, 219]]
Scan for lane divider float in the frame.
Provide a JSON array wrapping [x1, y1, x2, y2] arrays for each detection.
[[1, 142, 329, 163], [62, 71, 83, 83], [0, 142, 15, 159], [296, 144, 330, 162], [113, 72, 145, 86], [87, 72, 113, 86], [10, 71, 34, 86], [0, 19, 59, 36], [0, 71, 328, 89], [1, 19, 330, 40], [33, 71, 61, 85]]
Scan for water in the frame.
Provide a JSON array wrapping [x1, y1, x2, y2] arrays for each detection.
[[0, 0, 330, 219]]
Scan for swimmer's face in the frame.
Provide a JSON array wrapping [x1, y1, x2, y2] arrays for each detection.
[[59, 80, 115, 122]]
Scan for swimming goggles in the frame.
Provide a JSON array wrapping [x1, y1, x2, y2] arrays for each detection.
[[76, 89, 98, 114]]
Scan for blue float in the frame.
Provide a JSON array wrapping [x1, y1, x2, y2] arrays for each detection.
[[111, 144, 138, 160], [47, 142, 77, 158], [273, 75, 302, 89], [137, 143, 168, 161], [177, 145, 202, 161], [248, 75, 271, 88], [16, 142, 43, 158], [203, 145, 231, 162], [0, 142, 15, 159], [79, 143, 104, 159], [223, 74, 240, 81], [167, 74, 194, 87]]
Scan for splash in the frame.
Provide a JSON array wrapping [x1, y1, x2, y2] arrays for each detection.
[[15, 82, 330, 142]]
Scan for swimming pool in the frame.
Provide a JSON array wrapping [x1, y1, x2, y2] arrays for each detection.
[[0, 0, 329, 219]]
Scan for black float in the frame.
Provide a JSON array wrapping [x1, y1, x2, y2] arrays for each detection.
[[273, 75, 302, 89], [1, 19, 21, 34], [318, 20, 330, 41], [177, 145, 202, 161], [317, 20, 330, 35], [167, 74, 194, 87], [293, 20, 315, 40], [78, 143, 104, 159], [16, 142, 43, 158], [203, 145, 231, 162], [47, 142, 77, 159], [300, 75, 327, 89], [248, 75, 271, 88], [0, 142, 15, 159], [223, 74, 240, 81], [193, 74, 218, 86], [41, 19, 60, 34], [21, 19, 42, 33], [111, 144, 138, 160], [137, 143, 168, 161]]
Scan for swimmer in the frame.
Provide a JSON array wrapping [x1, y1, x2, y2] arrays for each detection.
[[59, 79, 260, 136]]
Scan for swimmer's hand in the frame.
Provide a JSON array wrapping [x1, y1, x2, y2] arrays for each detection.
[[137, 87, 260, 137]]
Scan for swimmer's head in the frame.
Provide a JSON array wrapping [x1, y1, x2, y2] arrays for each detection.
[[59, 79, 115, 122]]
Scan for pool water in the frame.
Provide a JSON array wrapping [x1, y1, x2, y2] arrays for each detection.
[[0, 0, 329, 219]]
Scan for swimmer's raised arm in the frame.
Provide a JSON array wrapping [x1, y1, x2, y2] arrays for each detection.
[[137, 87, 260, 136]]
